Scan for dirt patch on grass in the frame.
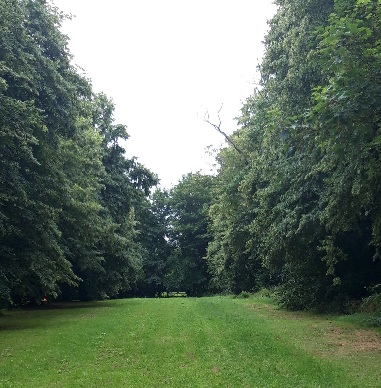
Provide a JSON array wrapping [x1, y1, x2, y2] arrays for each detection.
[[323, 326, 381, 355], [246, 302, 317, 321], [246, 301, 381, 357], [246, 302, 277, 314]]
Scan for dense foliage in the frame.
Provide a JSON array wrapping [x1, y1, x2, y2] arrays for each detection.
[[165, 173, 214, 295], [206, 0, 381, 311], [2, 0, 380, 312], [0, 0, 158, 306]]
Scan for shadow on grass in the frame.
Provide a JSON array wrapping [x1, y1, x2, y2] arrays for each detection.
[[39, 301, 115, 310], [0, 300, 122, 332]]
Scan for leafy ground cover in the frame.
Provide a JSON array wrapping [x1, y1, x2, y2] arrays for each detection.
[[1, 296, 380, 387]]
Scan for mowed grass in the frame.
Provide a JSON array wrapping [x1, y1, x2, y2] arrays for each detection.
[[1, 297, 381, 387]]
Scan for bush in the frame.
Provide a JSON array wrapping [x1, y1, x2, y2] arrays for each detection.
[[254, 288, 275, 298], [361, 293, 381, 314], [235, 291, 251, 299], [360, 292, 381, 327]]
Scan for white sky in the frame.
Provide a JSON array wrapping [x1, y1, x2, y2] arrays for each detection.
[[53, 0, 277, 188]]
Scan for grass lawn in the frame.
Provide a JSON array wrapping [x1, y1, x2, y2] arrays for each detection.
[[1, 296, 381, 387]]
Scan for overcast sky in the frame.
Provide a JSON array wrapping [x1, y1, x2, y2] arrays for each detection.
[[53, 0, 277, 188]]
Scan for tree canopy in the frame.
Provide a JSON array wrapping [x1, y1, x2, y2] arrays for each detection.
[[1, 0, 380, 312], [206, 0, 381, 311], [0, 0, 157, 306]]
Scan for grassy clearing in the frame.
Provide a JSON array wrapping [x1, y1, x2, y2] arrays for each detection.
[[1, 297, 381, 387]]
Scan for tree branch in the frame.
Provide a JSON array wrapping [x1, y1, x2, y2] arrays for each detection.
[[204, 105, 248, 164]]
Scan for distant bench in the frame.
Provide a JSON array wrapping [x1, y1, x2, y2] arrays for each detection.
[[157, 291, 187, 298]]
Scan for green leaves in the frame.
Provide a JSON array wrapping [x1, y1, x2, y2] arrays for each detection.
[[206, 0, 381, 310], [0, 0, 158, 305], [165, 173, 215, 295]]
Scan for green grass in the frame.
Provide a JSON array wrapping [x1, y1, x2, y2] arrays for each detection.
[[1, 297, 381, 387]]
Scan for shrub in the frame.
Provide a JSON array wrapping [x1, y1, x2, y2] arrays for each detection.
[[360, 292, 381, 327], [361, 293, 381, 314], [255, 288, 275, 298], [236, 291, 251, 299]]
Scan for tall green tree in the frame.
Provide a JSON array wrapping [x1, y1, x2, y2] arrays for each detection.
[[0, 0, 158, 305], [207, 0, 335, 304], [133, 189, 173, 297], [206, 135, 267, 294], [60, 93, 158, 301], [208, 0, 381, 310], [166, 173, 214, 295], [0, 0, 90, 306], [306, 0, 381, 301]]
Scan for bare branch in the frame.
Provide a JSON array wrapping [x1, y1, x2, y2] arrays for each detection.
[[204, 107, 248, 164]]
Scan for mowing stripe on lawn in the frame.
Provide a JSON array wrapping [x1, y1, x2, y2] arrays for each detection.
[[1, 297, 380, 387]]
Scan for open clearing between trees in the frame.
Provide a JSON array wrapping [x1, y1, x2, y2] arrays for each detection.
[[1, 296, 381, 387]]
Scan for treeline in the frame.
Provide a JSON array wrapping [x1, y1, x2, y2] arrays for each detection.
[[0, 0, 160, 306], [2, 0, 381, 312], [154, 0, 381, 312], [207, 0, 381, 311]]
